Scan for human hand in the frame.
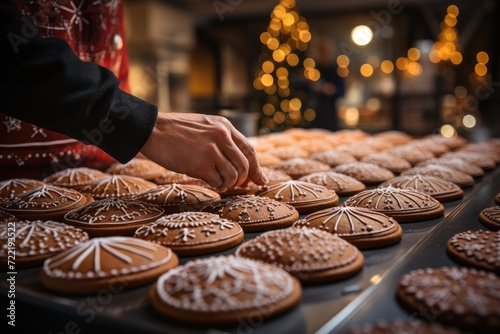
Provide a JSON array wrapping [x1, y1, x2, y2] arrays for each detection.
[[140, 112, 268, 191]]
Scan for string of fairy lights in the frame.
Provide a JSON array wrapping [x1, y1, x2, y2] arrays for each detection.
[[255, 3, 490, 134]]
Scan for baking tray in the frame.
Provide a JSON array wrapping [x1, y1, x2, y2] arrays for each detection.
[[1, 168, 498, 334]]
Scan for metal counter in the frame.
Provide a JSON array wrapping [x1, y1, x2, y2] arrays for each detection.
[[1, 168, 499, 334]]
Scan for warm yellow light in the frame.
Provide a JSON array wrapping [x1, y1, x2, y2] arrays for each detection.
[[463, 115, 476, 128], [299, 30, 311, 43], [274, 111, 286, 124], [276, 67, 289, 79], [269, 20, 281, 32], [476, 51, 489, 64], [273, 5, 286, 19], [297, 21, 308, 30], [440, 124, 456, 138], [380, 60, 394, 74], [253, 78, 264, 90], [280, 99, 290, 112], [454, 86, 467, 99], [443, 28, 457, 41], [429, 50, 441, 63], [337, 67, 349, 78], [289, 109, 301, 120], [262, 103, 275, 116], [345, 107, 359, 126], [475, 63, 487, 76], [267, 38, 279, 50], [304, 109, 316, 121], [287, 54, 299, 66], [262, 61, 274, 73], [264, 84, 277, 95], [278, 87, 290, 97], [277, 78, 289, 88], [297, 42, 308, 51], [279, 43, 291, 56], [450, 51, 462, 65], [407, 48, 421, 61], [303, 58, 315, 69], [351, 25, 373, 46], [444, 15, 457, 27], [447, 5, 459, 17], [260, 32, 271, 44], [366, 97, 381, 110], [290, 97, 302, 111], [360, 64, 374, 77], [337, 55, 350, 68], [272, 49, 286, 62], [407, 62, 422, 76], [309, 69, 321, 81], [282, 12, 295, 26], [261, 74, 274, 87], [396, 57, 408, 70]]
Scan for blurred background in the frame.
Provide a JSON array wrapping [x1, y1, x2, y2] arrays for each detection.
[[123, 0, 499, 140]]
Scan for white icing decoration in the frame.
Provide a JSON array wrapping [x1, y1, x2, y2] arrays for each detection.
[[256, 180, 333, 202], [1, 185, 80, 211], [136, 183, 215, 205]]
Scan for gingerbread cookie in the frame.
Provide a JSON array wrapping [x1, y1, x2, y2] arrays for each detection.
[[442, 151, 495, 170], [336, 144, 377, 159], [267, 146, 309, 160], [133, 183, 220, 213], [0, 178, 44, 200], [0, 209, 17, 223], [201, 195, 299, 231], [41, 236, 178, 294], [308, 150, 357, 167], [417, 157, 484, 178], [236, 228, 363, 284], [106, 158, 167, 181], [298, 172, 366, 196], [447, 230, 500, 274], [251, 180, 339, 214], [275, 158, 331, 179], [479, 206, 500, 231], [0, 185, 90, 220], [347, 320, 461, 334], [361, 153, 412, 174], [257, 152, 282, 168], [0, 220, 89, 268], [408, 139, 450, 157], [150, 255, 301, 326], [153, 170, 210, 187], [401, 164, 474, 188], [388, 146, 435, 165], [134, 212, 243, 256], [261, 167, 292, 183], [63, 197, 164, 236], [380, 175, 464, 202], [333, 162, 395, 185], [43, 167, 107, 191], [397, 267, 500, 332], [296, 206, 402, 249], [344, 186, 444, 223], [425, 134, 467, 150], [80, 175, 156, 199], [374, 130, 413, 145]]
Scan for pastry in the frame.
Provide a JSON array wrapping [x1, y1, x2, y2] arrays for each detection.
[[217, 182, 259, 198], [459, 143, 500, 163], [347, 320, 461, 334], [133, 183, 220, 213], [296, 206, 402, 249], [41, 236, 179, 294], [134, 212, 243, 256], [0, 185, 90, 220], [0, 178, 44, 200], [63, 197, 164, 236], [360, 137, 395, 151], [335, 144, 377, 159], [298, 172, 366, 196], [267, 146, 309, 160], [0, 220, 89, 269], [0, 209, 17, 223], [373, 130, 413, 145], [106, 158, 167, 181], [257, 152, 282, 168], [361, 153, 412, 174], [150, 255, 301, 326], [80, 175, 156, 199], [407, 139, 450, 157], [424, 134, 467, 150], [43, 167, 107, 191], [401, 164, 474, 188], [308, 150, 357, 167], [441, 151, 496, 170], [380, 175, 464, 202], [153, 170, 210, 187], [479, 206, 500, 231], [416, 157, 484, 178], [201, 195, 299, 231], [275, 158, 331, 179], [251, 180, 339, 214], [333, 162, 395, 185], [236, 228, 363, 284], [261, 167, 293, 183], [397, 267, 500, 332], [344, 186, 444, 223], [447, 230, 500, 274], [387, 146, 435, 165]]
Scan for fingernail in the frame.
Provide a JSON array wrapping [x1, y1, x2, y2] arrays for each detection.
[[262, 174, 269, 184]]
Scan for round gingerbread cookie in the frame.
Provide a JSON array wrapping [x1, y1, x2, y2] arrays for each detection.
[[388, 146, 435, 165], [80, 175, 156, 199], [308, 150, 357, 167], [257, 153, 282, 168], [134, 212, 244, 256], [149, 255, 301, 326], [261, 167, 292, 183], [295, 206, 402, 249], [479, 206, 500, 231], [344, 186, 444, 223], [275, 158, 331, 179], [401, 164, 474, 188], [442, 151, 496, 170], [267, 146, 308, 160], [250, 180, 339, 214], [41, 236, 179, 294], [217, 182, 260, 198], [63, 197, 164, 236], [347, 320, 461, 334], [236, 228, 363, 284], [0, 185, 91, 220], [447, 230, 500, 274], [417, 158, 484, 178], [397, 267, 500, 332], [0, 220, 89, 268], [106, 158, 167, 181], [361, 153, 412, 174], [153, 170, 210, 187], [425, 134, 467, 150], [374, 130, 413, 145], [333, 162, 395, 185], [0, 209, 17, 223], [0, 178, 45, 200], [201, 195, 299, 231], [43, 167, 107, 191], [133, 183, 220, 213], [335, 144, 377, 159], [299, 172, 366, 196], [380, 175, 464, 202], [408, 138, 450, 157]]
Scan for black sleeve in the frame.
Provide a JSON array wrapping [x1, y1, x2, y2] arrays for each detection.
[[0, 0, 158, 163]]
